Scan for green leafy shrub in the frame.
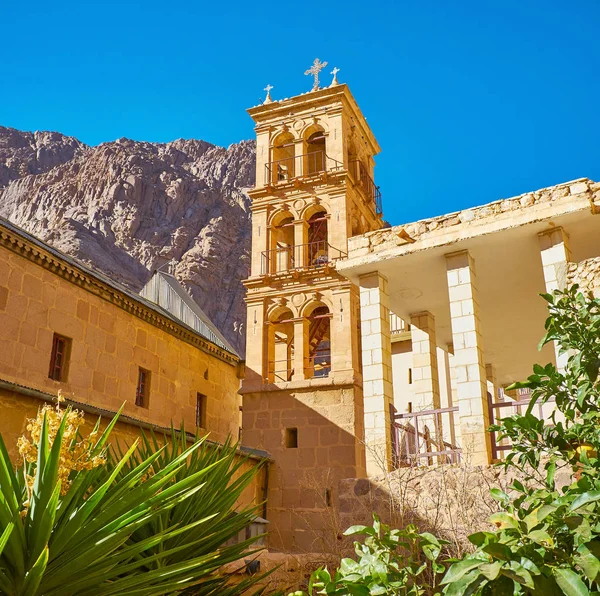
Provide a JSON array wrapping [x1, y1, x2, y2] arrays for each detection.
[[441, 287, 600, 594], [290, 514, 446, 595], [0, 399, 267, 595]]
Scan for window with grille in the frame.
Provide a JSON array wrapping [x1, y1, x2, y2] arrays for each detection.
[[136, 368, 150, 407], [196, 393, 207, 428], [48, 334, 71, 382]]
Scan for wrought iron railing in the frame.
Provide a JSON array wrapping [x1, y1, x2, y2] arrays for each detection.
[[265, 151, 343, 185], [350, 159, 382, 214], [268, 359, 293, 383], [309, 350, 331, 378], [391, 404, 461, 468], [260, 241, 347, 275]]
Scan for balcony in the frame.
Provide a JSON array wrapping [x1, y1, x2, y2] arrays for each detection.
[[265, 151, 343, 186], [350, 159, 382, 215], [261, 240, 346, 275]]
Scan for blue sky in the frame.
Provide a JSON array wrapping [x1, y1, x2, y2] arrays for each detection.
[[2, 0, 599, 225]]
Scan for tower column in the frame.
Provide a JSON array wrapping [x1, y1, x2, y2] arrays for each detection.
[[293, 220, 309, 269], [359, 271, 394, 474], [445, 250, 492, 466], [292, 318, 309, 381], [538, 227, 571, 371]]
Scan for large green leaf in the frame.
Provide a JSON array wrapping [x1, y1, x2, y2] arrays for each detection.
[[553, 567, 591, 596]]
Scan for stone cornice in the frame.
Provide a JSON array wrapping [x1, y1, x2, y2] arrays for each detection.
[[0, 222, 240, 367]]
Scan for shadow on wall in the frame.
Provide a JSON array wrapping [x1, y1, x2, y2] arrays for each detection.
[[242, 385, 365, 554]]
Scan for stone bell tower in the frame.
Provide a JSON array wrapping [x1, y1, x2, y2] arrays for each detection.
[[241, 67, 383, 552]]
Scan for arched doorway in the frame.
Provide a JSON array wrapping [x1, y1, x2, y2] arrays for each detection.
[[268, 309, 294, 382], [306, 131, 326, 174], [307, 211, 329, 267]]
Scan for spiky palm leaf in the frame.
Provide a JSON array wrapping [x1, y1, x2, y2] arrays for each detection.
[[0, 407, 268, 595]]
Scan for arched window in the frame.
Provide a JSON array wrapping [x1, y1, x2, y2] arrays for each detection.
[[307, 305, 331, 378], [307, 211, 329, 267], [270, 132, 295, 184], [264, 213, 295, 274], [268, 309, 294, 382], [306, 131, 326, 174]]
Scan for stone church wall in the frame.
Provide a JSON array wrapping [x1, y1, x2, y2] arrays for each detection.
[[0, 236, 242, 443]]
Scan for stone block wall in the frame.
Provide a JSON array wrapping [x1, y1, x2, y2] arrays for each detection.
[[242, 384, 364, 553], [568, 256, 600, 297], [0, 241, 241, 443]]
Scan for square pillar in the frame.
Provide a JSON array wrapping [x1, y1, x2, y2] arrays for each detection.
[[409, 311, 441, 410], [359, 271, 394, 475], [293, 220, 309, 269], [445, 250, 492, 466], [292, 318, 309, 381], [538, 227, 572, 371]]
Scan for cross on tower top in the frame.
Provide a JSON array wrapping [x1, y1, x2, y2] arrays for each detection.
[[304, 58, 328, 91], [263, 84, 273, 104]]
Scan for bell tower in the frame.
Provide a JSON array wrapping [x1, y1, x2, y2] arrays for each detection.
[[241, 73, 383, 552]]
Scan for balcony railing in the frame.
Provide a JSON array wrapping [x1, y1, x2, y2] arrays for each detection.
[[390, 313, 409, 336], [268, 359, 293, 383], [309, 350, 331, 379], [391, 405, 461, 468], [260, 241, 347, 275], [350, 160, 382, 214], [265, 151, 343, 185]]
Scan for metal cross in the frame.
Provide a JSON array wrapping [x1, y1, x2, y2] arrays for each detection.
[[304, 58, 328, 91], [330, 67, 340, 86], [263, 84, 273, 104]]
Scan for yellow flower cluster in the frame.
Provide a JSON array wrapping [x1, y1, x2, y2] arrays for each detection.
[[17, 392, 106, 497]]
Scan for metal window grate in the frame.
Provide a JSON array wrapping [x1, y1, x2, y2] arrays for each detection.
[[48, 334, 69, 382], [136, 368, 150, 407]]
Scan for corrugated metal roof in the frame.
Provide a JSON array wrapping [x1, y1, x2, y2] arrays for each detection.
[[140, 271, 238, 356]]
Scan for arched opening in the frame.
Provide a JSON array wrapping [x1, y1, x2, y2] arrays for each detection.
[[306, 131, 326, 174], [307, 305, 331, 378], [270, 132, 295, 183], [266, 213, 295, 273], [307, 211, 329, 267], [269, 309, 294, 382]]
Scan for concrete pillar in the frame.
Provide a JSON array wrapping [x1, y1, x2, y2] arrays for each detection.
[[244, 300, 266, 386], [538, 227, 572, 371], [486, 363, 498, 402], [409, 311, 441, 411], [359, 271, 394, 475], [445, 250, 492, 466], [292, 318, 309, 381]]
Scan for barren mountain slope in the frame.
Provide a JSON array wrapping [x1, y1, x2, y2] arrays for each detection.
[[0, 129, 255, 354]]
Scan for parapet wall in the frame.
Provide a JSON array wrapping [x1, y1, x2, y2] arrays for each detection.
[[347, 178, 600, 259]]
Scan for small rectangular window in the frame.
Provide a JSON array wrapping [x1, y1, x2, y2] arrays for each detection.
[[408, 368, 413, 385], [48, 334, 71, 382], [136, 368, 150, 408], [285, 428, 298, 449], [196, 393, 207, 428]]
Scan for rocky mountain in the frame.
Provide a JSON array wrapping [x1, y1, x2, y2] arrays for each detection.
[[0, 126, 255, 354]]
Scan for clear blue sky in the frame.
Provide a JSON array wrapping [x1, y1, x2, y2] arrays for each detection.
[[2, 0, 599, 224]]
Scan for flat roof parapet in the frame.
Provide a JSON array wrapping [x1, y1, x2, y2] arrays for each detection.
[[345, 178, 599, 261]]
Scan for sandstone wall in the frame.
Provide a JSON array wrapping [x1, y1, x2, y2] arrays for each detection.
[[0, 238, 242, 444], [243, 384, 364, 553], [568, 256, 600, 297]]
